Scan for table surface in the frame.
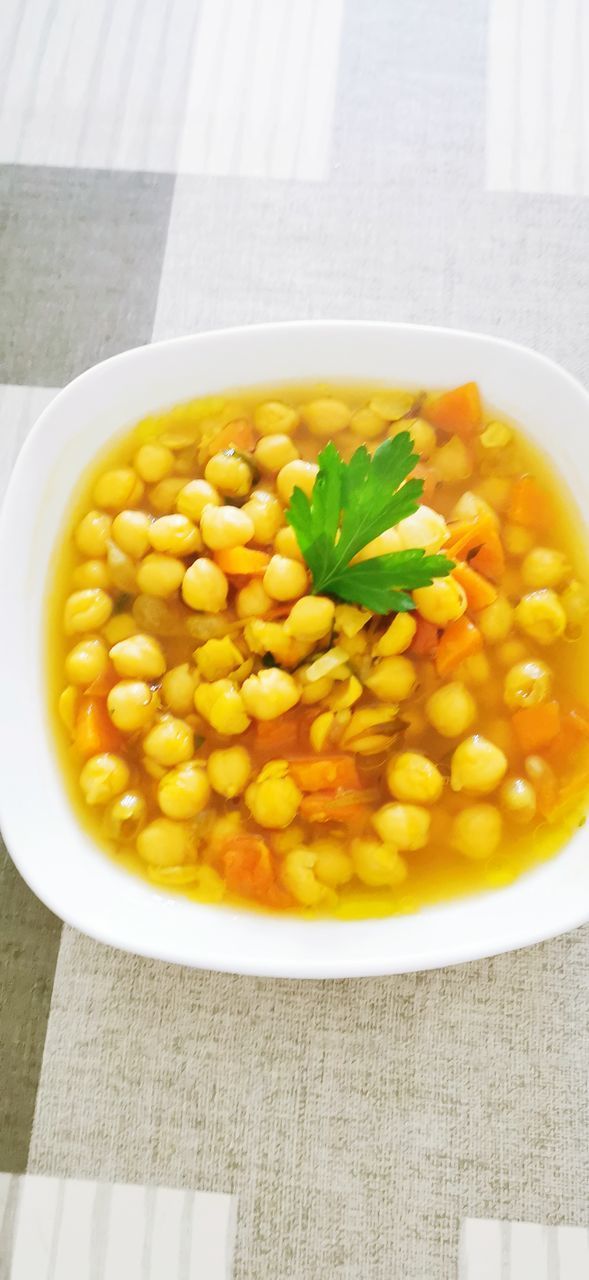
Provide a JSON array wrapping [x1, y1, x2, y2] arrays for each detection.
[[1, 1, 589, 1276]]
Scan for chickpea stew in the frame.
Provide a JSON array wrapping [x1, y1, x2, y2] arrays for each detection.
[[49, 381, 589, 918]]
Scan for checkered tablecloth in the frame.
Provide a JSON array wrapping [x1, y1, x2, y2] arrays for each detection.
[[1, 2, 589, 1277]]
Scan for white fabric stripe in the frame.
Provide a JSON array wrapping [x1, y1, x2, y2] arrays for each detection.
[[0, 0, 341, 178], [459, 1218, 503, 1279], [461, 1220, 589, 1279], [510, 1222, 549, 1280], [0, 386, 57, 505], [557, 1225, 589, 1277], [0, 1176, 235, 1278], [485, 0, 589, 194]]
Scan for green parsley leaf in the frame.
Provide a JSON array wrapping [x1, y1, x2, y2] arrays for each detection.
[[286, 433, 453, 613]]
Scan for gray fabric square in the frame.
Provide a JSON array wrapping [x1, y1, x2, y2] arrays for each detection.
[[0, 165, 175, 386]]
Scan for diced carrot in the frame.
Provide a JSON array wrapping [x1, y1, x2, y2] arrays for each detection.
[[214, 547, 271, 576], [409, 614, 439, 657], [222, 835, 275, 901], [512, 701, 561, 753], [300, 790, 373, 824], [445, 514, 505, 581], [423, 382, 482, 438], [255, 715, 300, 754], [409, 462, 438, 504], [564, 707, 589, 740], [206, 417, 257, 458], [435, 616, 483, 676], [508, 475, 551, 529], [290, 756, 361, 793], [85, 664, 118, 697], [468, 528, 505, 581], [73, 696, 122, 758], [452, 562, 498, 611]]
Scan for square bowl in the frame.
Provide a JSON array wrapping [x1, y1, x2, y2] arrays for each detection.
[[2, 321, 589, 977]]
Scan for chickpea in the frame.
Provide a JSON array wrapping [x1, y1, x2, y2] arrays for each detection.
[[242, 668, 301, 720], [503, 659, 551, 710], [236, 579, 272, 619], [176, 478, 221, 522], [515, 589, 566, 645], [64, 588, 113, 635], [136, 553, 185, 598], [474, 477, 511, 512], [148, 514, 202, 556], [107, 680, 158, 732], [72, 559, 111, 590], [148, 475, 187, 513], [245, 760, 301, 828], [365, 655, 417, 701], [205, 450, 253, 498], [276, 459, 318, 504], [450, 804, 502, 858], [374, 613, 416, 657], [103, 790, 147, 841], [432, 436, 472, 481], [242, 490, 284, 544], [208, 687, 251, 735], [254, 400, 299, 436], [136, 817, 189, 867], [413, 577, 467, 627], [58, 685, 79, 731], [302, 397, 351, 437], [161, 663, 199, 715], [353, 527, 402, 562], [499, 776, 537, 824], [134, 443, 174, 483], [263, 555, 308, 602], [372, 803, 431, 850], [200, 504, 254, 551], [274, 525, 305, 563], [396, 505, 448, 553], [450, 735, 507, 795], [425, 681, 476, 737], [370, 390, 414, 421], [495, 638, 529, 668], [106, 541, 137, 593], [207, 746, 252, 798], [312, 841, 354, 887], [182, 558, 228, 612], [351, 838, 408, 888], [93, 467, 143, 510], [521, 547, 570, 591], [255, 433, 299, 473], [281, 849, 328, 907], [455, 652, 491, 687], [158, 761, 210, 819], [284, 595, 335, 642], [477, 595, 514, 644], [143, 716, 194, 766], [65, 636, 109, 686], [194, 678, 233, 721], [109, 633, 166, 679], [503, 522, 535, 557], [480, 420, 512, 449], [74, 510, 111, 558], [194, 636, 242, 681], [561, 580, 589, 630], [80, 753, 130, 805], [387, 753, 444, 804], [451, 490, 497, 526], [394, 417, 437, 459], [349, 407, 385, 439], [111, 510, 151, 559], [103, 613, 137, 646]]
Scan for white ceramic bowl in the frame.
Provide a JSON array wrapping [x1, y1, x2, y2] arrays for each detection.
[[2, 321, 589, 978]]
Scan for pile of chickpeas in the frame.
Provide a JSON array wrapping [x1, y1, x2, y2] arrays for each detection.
[[53, 385, 589, 915]]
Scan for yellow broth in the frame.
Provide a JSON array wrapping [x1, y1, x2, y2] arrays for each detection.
[[48, 381, 589, 917]]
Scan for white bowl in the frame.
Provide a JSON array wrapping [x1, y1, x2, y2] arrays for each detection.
[[2, 321, 589, 978]]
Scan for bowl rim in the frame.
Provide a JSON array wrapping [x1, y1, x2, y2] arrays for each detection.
[[2, 319, 589, 978]]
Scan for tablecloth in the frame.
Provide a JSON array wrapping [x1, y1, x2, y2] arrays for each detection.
[[1, 1, 588, 1276]]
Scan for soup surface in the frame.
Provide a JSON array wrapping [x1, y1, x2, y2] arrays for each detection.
[[49, 380, 589, 918]]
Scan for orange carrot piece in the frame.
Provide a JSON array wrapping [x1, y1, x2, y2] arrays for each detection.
[[445, 514, 505, 581], [300, 790, 371, 824], [512, 701, 561, 753], [214, 547, 271, 576], [423, 381, 482, 437], [469, 528, 505, 581], [409, 462, 438, 504], [508, 475, 551, 529], [206, 417, 257, 458], [255, 715, 300, 754], [85, 664, 118, 697], [74, 696, 121, 758], [435, 616, 483, 676], [452, 562, 498, 611], [564, 707, 589, 739], [290, 756, 361, 793], [409, 614, 439, 657], [222, 835, 275, 901]]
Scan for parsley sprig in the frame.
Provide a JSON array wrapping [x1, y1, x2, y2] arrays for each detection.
[[286, 433, 452, 613]]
